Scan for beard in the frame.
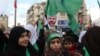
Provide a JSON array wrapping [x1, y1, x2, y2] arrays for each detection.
[[49, 21, 55, 26]]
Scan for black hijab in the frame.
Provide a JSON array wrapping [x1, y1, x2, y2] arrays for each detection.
[[64, 28, 79, 42], [0, 29, 8, 56], [7, 26, 28, 56], [82, 26, 100, 56]]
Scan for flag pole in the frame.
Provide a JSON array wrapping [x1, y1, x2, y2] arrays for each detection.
[[14, 6, 17, 26], [14, 0, 17, 26]]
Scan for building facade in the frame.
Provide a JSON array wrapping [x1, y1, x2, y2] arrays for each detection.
[[78, 0, 92, 30], [0, 14, 8, 31], [27, 2, 46, 24]]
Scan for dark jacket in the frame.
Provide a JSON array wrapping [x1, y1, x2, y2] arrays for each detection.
[[0, 29, 8, 56], [82, 26, 100, 56]]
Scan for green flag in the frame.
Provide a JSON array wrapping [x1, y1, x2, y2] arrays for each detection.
[[67, 14, 79, 34], [97, 0, 100, 8], [35, 19, 43, 51], [61, 0, 82, 15], [37, 19, 43, 33], [45, 0, 65, 16], [45, 0, 82, 16], [45, 0, 82, 34], [61, 0, 82, 34]]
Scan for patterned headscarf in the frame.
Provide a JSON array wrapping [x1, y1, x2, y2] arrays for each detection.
[[45, 31, 63, 56]]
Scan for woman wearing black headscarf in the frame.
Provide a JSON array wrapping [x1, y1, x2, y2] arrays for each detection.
[[6, 26, 31, 56], [82, 26, 100, 56], [0, 29, 8, 56]]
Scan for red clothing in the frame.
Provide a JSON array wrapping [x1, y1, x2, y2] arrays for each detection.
[[68, 46, 76, 56]]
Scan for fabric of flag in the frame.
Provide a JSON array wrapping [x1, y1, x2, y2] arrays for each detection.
[[97, 0, 100, 8], [37, 19, 44, 33], [67, 14, 79, 34], [45, 0, 82, 34], [61, 0, 82, 15], [45, 0, 82, 16], [14, 0, 17, 8], [61, 0, 82, 34], [45, 0, 65, 16]]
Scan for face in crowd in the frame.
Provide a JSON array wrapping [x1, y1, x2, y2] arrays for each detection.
[[18, 31, 29, 47], [63, 36, 74, 49], [46, 32, 62, 52], [50, 37, 62, 52], [48, 17, 56, 27], [9, 26, 30, 47], [64, 41, 73, 49]]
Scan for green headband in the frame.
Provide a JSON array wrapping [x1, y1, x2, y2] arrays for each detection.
[[46, 32, 61, 43]]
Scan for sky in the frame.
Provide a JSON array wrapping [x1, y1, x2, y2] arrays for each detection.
[[86, 0, 100, 22], [0, 0, 100, 27]]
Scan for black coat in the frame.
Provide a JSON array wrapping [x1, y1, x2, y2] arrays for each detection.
[[0, 29, 8, 56], [82, 26, 100, 56]]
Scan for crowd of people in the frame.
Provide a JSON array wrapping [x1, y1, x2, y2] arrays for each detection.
[[0, 16, 100, 56]]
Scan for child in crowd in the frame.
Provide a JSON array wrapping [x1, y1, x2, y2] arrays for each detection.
[[44, 31, 70, 56], [63, 36, 84, 56], [63, 36, 76, 56]]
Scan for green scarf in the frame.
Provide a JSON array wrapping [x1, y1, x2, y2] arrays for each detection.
[[26, 48, 30, 56], [46, 32, 61, 44], [33, 43, 39, 51], [83, 47, 90, 56]]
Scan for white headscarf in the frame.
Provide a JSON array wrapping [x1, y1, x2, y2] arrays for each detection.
[[24, 24, 38, 45], [79, 30, 86, 43]]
